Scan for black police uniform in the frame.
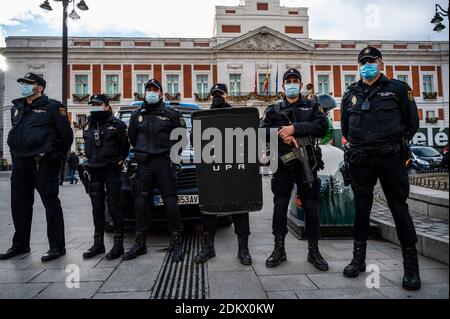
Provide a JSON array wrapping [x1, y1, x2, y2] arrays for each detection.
[[341, 74, 419, 245], [128, 99, 185, 233], [83, 108, 130, 254], [6, 94, 73, 258], [262, 97, 328, 238]]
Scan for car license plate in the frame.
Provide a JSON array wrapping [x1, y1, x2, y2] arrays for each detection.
[[153, 194, 199, 206]]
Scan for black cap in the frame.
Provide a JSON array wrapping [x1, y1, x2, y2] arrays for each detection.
[[88, 94, 110, 105], [358, 47, 383, 62], [145, 79, 163, 92], [17, 73, 46, 88], [283, 69, 302, 82], [210, 83, 228, 95]]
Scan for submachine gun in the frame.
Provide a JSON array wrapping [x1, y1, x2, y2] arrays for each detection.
[[277, 108, 320, 186]]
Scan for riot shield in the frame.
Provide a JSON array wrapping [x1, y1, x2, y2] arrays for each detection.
[[191, 107, 263, 214]]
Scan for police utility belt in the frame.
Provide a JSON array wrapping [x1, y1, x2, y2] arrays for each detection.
[[345, 143, 401, 166]]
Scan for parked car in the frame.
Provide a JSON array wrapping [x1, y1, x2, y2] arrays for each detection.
[[408, 145, 443, 173], [106, 101, 232, 230]]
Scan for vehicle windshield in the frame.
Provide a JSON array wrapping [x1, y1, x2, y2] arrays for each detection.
[[411, 147, 441, 157]]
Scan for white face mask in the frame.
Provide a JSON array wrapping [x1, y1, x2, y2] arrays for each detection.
[[90, 106, 105, 112]]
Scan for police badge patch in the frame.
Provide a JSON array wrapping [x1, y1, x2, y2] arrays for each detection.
[[352, 96, 358, 106], [14, 109, 19, 118], [408, 91, 414, 102], [138, 115, 143, 123]]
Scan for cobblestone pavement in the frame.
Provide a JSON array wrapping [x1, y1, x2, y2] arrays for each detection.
[[0, 175, 448, 299]]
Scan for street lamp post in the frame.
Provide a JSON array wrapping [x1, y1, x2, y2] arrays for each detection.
[[431, 2, 449, 33], [40, 0, 89, 108]]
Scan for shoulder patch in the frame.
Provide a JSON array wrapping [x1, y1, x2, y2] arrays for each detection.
[[408, 91, 415, 102], [180, 117, 186, 127]]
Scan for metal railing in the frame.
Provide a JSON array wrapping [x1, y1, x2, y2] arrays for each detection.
[[409, 169, 449, 191]]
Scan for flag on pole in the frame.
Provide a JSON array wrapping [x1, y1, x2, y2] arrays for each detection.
[[264, 63, 269, 95], [275, 62, 279, 94], [254, 63, 258, 95]]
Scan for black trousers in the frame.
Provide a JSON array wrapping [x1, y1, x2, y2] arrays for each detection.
[[11, 156, 65, 250], [271, 162, 321, 240], [134, 155, 183, 234], [349, 152, 417, 246], [87, 166, 123, 234], [202, 213, 250, 237]]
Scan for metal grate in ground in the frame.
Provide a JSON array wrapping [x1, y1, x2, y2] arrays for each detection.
[[150, 225, 209, 299]]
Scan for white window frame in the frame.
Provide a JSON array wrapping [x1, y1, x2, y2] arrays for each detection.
[[195, 73, 210, 98], [134, 73, 152, 97], [342, 73, 358, 92], [421, 74, 435, 94], [74, 74, 90, 96], [316, 73, 331, 95], [229, 73, 242, 96], [102, 72, 122, 97], [165, 73, 181, 96]]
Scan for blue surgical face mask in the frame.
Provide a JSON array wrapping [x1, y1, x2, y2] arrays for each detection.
[[360, 63, 380, 80], [20, 83, 35, 97], [146, 91, 160, 104], [285, 83, 301, 98], [90, 106, 104, 113]]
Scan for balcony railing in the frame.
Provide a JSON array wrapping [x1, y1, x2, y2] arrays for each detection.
[[72, 94, 90, 103], [134, 92, 145, 101], [227, 92, 285, 103], [194, 93, 210, 103], [106, 93, 121, 102], [425, 117, 439, 124], [423, 92, 438, 100], [165, 92, 181, 102]]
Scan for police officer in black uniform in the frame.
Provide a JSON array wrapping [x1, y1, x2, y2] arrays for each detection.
[[194, 84, 252, 266], [0, 73, 73, 262], [82, 95, 130, 260], [125, 79, 186, 262], [261, 69, 329, 270], [341, 47, 421, 290]]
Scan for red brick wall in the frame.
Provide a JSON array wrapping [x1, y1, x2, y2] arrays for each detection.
[[103, 64, 121, 71], [164, 65, 182, 71], [213, 65, 218, 84], [183, 65, 192, 99], [93, 65, 101, 94], [72, 64, 91, 71], [154, 65, 162, 83], [285, 26, 303, 34], [222, 25, 241, 33], [411, 66, 421, 97], [257, 3, 269, 10], [134, 65, 152, 71], [315, 65, 331, 71], [438, 109, 444, 120], [123, 65, 132, 99], [437, 66, 443, 97], [385, 65, 394, 79], [333, 65, 342, 97], [194, 65, 211, 71]]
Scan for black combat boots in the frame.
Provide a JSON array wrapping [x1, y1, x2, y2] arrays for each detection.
[[195, 232, 216, 264], [343, 241, 367, 278], [0, 246, 31, 260], [307, 240, 329, 271], [105, 234, 124, 260], [123, 232, 147, 260], [170, 232, 184, 263], [83, 233, 105, 259], [266, 234, 287, 268], [237, 235, 252, 266], [402, 246, 421, 291]]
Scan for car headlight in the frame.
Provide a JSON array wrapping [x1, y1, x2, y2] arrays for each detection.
[[416, 159, 430, 166]]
